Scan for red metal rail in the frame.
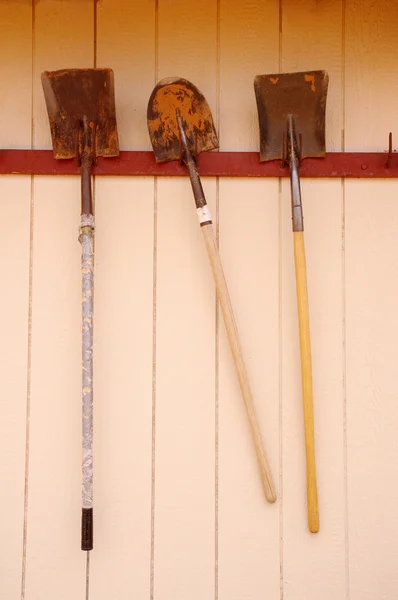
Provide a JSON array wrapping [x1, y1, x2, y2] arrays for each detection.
[[1, 149, 398, 178]]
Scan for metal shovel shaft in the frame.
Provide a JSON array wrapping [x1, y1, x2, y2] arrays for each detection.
[[286, 115, 304, 232], [80, 117, 95, 551], [176, 110, 208, 213]]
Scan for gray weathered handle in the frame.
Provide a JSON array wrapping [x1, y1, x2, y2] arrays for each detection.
[[80, 213, 94, 550]]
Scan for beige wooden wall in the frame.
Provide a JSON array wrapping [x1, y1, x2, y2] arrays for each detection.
[[1, 0, 398, 598]]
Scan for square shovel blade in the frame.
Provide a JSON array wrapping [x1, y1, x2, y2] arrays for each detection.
[[41, 68, 119, 160], [147, 77, 219, 162], [254, 70, 329, 162]]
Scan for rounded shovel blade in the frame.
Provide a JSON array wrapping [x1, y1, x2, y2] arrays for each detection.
[[147, 77, 219, 162]]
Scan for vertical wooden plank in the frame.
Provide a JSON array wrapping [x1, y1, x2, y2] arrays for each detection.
[[96, 0, 155, 150], [281, 2, 346, 597], [345, 0, 398, 152], [155, 178, 216, 600], [345, 2, 398, 598], [345, 181, 398, 600], [218, 3, 280, 600], [89, 1, 155, 597], [0, 177, 30, 600], [25, 2, 94, 598], [0, 0, 32, 148], [154, 2, 217, 597], [0, 2, 31, 597]]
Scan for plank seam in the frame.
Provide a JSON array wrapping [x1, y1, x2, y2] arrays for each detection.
[[150, 4, 159, 600], [150, 181, 158, 600], [279, 1, 284, 597], [214, 179, 219, 600], [21, 2, 35, 597], [341, 1, 350, 598], [215, 2, 221, 600]]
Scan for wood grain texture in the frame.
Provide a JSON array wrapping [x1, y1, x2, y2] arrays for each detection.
[[345, 1, 398, 597], [24, 1, 93, 597], [218, 180, 280, 600], [96, 0, 155, 150], [89, 178, 154, 599], [201, 222, 276, 503], [25, 179, 85, 598], [219, 0, 279, 150], [281, 1, 346, 597], [90, 3, 156, 594], [218, 2, 280, 599], [0, 176, 31, 600], [293, 231, 319, 533], [153, 3, 218, 598], [90, 1, 155, 599], [346, 181, 398, 600], [0, 0, 32, 148], [0, 2, 31, 598], [155, 178, 216, 600], [345, 0, 398, 150]]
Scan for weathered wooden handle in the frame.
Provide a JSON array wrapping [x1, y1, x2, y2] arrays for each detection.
[[293, 231, 319, 533], [201, 222, 276, 503]]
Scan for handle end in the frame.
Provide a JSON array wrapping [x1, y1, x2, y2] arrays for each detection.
[[264, 482, 277, 504], [309, 519, 320, 534], [308, 497, 319, 533], [308, 508, 319, 533], [81, 508, 93, 551]]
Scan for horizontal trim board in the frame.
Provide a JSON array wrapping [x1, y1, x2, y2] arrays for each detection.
[[1, 150, 398, 178]]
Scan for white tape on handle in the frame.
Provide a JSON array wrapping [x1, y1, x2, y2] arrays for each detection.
[[197, 205, 212, 224]]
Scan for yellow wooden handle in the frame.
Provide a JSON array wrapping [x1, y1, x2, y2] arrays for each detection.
[[201, 222, 276, 503], [293, 231, 319, 533]]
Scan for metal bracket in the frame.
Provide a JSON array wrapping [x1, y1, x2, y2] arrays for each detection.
[[385, 132, 395, 169]]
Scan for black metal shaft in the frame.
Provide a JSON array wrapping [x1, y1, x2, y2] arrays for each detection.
[[286, 114, 304, 232], [176, 109, 211, 219], [81, 116, 94, 216]]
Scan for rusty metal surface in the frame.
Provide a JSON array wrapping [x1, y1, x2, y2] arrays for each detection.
[[254, 70, 329, 162], [41, 68, 119, 160], [147, 77, 219, 162], [175, 108, 209, 212]]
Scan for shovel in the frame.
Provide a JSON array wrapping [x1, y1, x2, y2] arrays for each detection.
[[254, 70, 329, 533], [147, 77, 276, 504], [41, 68, 119, 550]]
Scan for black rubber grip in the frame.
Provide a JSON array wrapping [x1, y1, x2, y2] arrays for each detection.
[[81, 508, 93, 551]]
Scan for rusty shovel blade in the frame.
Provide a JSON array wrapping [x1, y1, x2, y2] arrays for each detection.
[[147, 77, 219, 162], [41, 68, 119, 160], [254, 70, 329, 162]]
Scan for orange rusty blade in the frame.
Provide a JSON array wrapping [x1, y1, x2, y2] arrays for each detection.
[[147, 77, 219, 162], [41, 68, 119, 160], [254, 70, 329, 162]]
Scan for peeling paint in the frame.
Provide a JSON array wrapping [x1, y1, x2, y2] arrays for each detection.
[[304, 74, 316, 92], [147, 77, 218, 162]]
